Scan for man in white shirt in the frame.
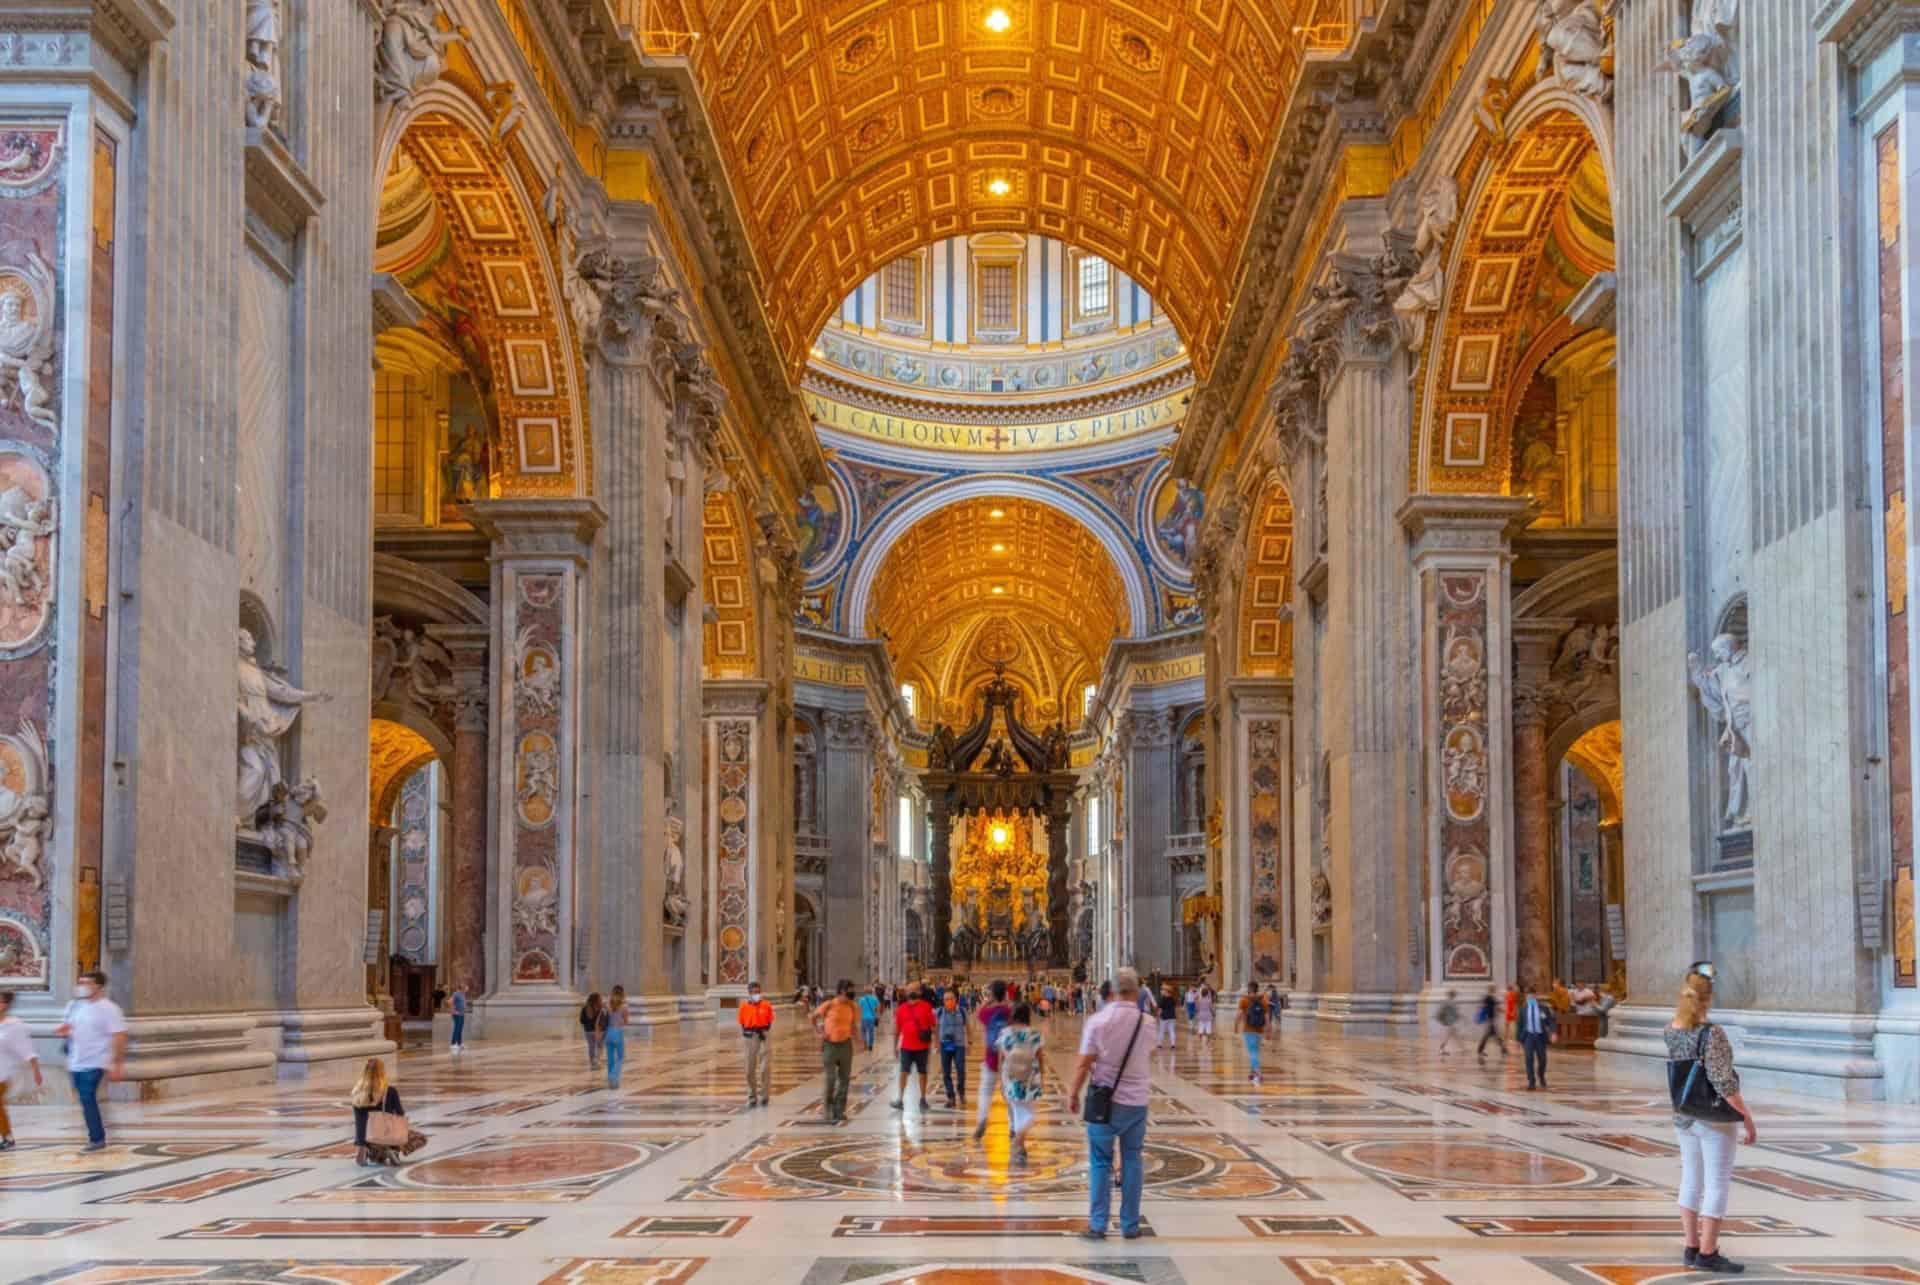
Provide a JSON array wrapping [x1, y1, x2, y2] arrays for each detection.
[[0, 989, 43, 1150], [55, 970, 126, 1150], [1069, 967, 1154, 1241]]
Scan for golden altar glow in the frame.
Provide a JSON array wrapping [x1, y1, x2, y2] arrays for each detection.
[[950, 811, 1049, 936], [666, 0, 1316, 380], [870, 497, 1128, 728]]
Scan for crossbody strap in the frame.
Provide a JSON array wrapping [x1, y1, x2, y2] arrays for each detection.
[[1110, 1008, 1146, 1082]]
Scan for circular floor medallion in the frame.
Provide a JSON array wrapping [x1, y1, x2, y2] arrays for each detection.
[[1344, 1139, 1591, 1187], [400, 1139, 638, 1189]]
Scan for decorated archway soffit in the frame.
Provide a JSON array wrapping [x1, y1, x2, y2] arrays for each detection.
[[704, 491, 761, 678], [868, 495, 1128, 721], [1419, 113, 1611, 493], [1236, 476, 1293, 677], [673, 0, 1314, 381], [370, 718, 438, 824], [385, 113, 584, 493]]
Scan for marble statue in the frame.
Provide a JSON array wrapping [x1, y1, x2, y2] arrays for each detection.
[[1535, 0, 1613, 103], [244, 0, 281, 130], [664, 814, 689, 928], [1688, 631, 1753, 830], [1662, 0, 1739, 138], [1310, 867, 1333, 928], [0, 717, 48, 891], [0, 484, 53, 615], [375, 0, 456, 104], [1392, 178, 1460, 355], [884, 352, 924, 384], [0, 254, 58, 430], [237, 627, 330, 827], [264, 778, 327, 884]]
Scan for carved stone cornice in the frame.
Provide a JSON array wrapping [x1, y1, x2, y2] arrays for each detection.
[[799, 364, 1197, 429], [1122, 708, 1176, 751], [1, 0, 173, 63], [1816, 0, 1920, 65], [1171, 0, 1439, 479]]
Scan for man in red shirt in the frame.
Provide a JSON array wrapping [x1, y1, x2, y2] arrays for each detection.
[[889, 982, 937, 1113], [737, 981, 775, 1106]]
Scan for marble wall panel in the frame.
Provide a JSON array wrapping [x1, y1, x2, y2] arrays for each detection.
[[510, 574, 565, 983], [714, 719, 752, 986], [1436, 571, 1492, 981]]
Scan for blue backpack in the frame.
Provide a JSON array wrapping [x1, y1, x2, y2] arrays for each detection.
[[984, 1005, 1010, 1054]]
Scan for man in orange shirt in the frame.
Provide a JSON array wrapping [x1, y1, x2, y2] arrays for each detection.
[[812, 979, 859, 1124], [738, 981, 775, 1106]]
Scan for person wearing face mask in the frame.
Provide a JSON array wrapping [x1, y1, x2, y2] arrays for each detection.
[[738, 981, 775, 1107], [55, 971, 126, 1152], [936, 989, 969, 1108]]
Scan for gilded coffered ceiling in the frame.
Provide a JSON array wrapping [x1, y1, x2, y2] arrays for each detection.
[[867, 496, 1129, 725], [664, 0, 1312, 381]]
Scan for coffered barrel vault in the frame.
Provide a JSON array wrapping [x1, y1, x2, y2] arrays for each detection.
[[660, 0, 1314, 379]]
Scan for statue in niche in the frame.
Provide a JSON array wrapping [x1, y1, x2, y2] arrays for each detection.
[[262, 778, 327, 884], [1663, 0, 1740, 139], [1688, 632, 1753, 831], [237, 627, 330, 827], [1310, 867, 1333, 928], [1391, 178, 1460, 355], [664, 814, 689, 928], [244, 0, 281, 130], [1041, 722, 1070, 771], [440, 414, 489, 513], [375, 0, 457, 104], [0, 253, 58, 430], [1534, 0, 1613, 103], [983, 737, 1015, 777]]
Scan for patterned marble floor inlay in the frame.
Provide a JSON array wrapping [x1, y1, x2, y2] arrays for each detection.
[[168, 1216, 543, 1239], [5, 1015, 1920, 1283]]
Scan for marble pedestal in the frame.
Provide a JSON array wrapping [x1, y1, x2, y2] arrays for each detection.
[[1311, 992, 1422, 1036], [471, 989, 584, 1041], [1598, 1004, 1886, 1101]]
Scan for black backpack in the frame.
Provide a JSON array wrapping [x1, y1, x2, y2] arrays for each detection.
[[1243, 997, 1267, 1030]]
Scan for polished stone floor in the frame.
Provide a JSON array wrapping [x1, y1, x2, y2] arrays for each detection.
[[4, 1010, 1919, 1283]]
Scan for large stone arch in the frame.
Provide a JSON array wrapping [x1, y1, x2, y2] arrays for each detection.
[[842, 475, 1153, 637], [373, 84, 589, 493], [1412, 86, 1618, 495]]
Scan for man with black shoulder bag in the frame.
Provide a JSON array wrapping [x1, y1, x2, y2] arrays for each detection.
[[1068, 967, 1152, 1241]]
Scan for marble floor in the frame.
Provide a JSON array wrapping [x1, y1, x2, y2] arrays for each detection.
[[4, 1012, 1919, 1284]]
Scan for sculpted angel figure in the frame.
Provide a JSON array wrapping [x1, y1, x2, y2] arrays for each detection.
[[1392, 179, 1460, 354], [375, 0, 456, 104], [1688, 632, 1753, 830], [0, 270, 57, 430], [1535, 0, 1613, 103], [237, 628, 330, 826], [244, 0, 281, 129], [1662, 0, 1740, 138]]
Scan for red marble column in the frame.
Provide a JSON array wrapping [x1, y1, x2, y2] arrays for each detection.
[[1512, 695, 1553, 994], [448, 682, 488, 996]]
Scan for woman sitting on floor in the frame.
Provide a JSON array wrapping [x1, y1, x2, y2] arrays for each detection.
[[350, 1056, 425, 1167]]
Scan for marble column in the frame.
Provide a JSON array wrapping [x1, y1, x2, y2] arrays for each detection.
[[441, 653, 487, 998], [469, 499, 605, 1039], [1402, 496, 1532, 1005], [1511, 621, 1570, 994], [366, 825, 397, 1013], [1287, 240, 1421, 1030], [575, 245, 680, 1023], [704, 681, 767, 999], [820, 710, 874, 984], [930, 793, 953, 968], [1048, 794, 1072, 967]]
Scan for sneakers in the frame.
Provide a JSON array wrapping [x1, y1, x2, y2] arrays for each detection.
[[1077, 1229, 1107, 1242], [889, 1099, 903, 1111], [919, 1099, 931, 1112], [0, 1137, 13, 1151], [971, 1122, 987, 1142], [1684, 1247, 1699, 1268], [81, 1141, 106, 1152], [1695, 1251, 1743, 1274]]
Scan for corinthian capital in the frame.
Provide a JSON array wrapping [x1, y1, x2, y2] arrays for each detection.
[[575, 249, 681, 365], [1300, 261, 1398, 384]]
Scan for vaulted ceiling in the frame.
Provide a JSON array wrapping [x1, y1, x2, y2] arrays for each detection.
[[866, 496, 1129, 726], [666, 0, 1312, 381]]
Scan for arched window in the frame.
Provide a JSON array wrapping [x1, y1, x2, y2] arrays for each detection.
[[900, 682, 917, 718]]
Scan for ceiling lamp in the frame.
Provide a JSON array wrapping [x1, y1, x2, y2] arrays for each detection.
[[986, 176, 1012, 197], [984, 8, 1012, 33], [991, 543, 1007, 553]]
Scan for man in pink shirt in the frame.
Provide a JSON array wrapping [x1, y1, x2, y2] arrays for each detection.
[[1068, 967, 1153, 1240]]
